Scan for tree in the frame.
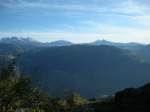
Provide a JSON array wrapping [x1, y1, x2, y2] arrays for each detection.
[[65, 92, 87, 111], [0, 60, 18, 111], [0, 61, 50, 112]]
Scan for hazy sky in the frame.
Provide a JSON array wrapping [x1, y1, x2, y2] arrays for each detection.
[[0, 0, 150, 43]]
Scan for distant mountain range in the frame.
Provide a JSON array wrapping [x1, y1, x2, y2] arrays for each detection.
[[0, 37, 146, 48], [0, 37, 73, 47], [90, 40, 145, 50], [0, 37, 150, 97]]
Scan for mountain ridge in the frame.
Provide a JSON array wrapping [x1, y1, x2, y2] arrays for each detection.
[[17, 45, 150, 97]]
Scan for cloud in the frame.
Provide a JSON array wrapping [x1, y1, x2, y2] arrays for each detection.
[[1, 0, 150, 43], [1, 23, 150, 44], [0, 0, 143, 16]]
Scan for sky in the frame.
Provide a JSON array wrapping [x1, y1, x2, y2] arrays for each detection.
[[0, 0, 150, 43]]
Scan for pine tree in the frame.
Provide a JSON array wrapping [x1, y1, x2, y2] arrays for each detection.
[[0, 60, 50, 111]]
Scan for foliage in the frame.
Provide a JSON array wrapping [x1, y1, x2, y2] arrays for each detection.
[[0, 62, 50, 112], [0, 61, 89, 112]]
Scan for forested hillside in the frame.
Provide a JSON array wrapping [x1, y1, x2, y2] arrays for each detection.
[[17, 45, 150, 97]]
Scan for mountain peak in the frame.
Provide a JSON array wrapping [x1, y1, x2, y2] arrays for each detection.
[[91, 39, 113, 45], [46, 40, 73, 47], [0, 37, 42, 46], [0, 37, 37, 43], [94, 39, 109, 42]]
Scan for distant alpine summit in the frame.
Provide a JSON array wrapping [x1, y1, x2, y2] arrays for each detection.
[[45, 40, 73, 47]]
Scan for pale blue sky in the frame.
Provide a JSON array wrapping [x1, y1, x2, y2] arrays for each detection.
[[0, 0, 150, 43]]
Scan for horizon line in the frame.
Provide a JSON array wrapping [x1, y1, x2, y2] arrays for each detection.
[[0, 36, 148, 45]]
